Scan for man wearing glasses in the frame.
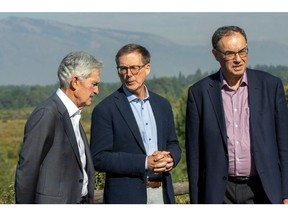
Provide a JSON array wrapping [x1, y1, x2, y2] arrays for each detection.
[[90, 43, 181, 204], [185, 25, 288, 204]]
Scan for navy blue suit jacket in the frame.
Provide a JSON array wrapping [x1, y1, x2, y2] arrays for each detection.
[[185, 69, 288, 204], [90, 87, 181, 204]]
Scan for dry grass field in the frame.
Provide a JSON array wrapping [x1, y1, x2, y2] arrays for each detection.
[[0, 108, 93, 204], [0, 109, 31, 203]]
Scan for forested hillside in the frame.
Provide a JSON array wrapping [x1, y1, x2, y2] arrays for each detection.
[[1, 65, 288, 203]]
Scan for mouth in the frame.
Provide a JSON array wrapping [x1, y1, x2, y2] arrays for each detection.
[[233, 64, 244, 71], [125, 80, 134, 85]]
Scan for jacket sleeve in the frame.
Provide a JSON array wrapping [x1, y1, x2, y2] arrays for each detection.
[[15, 108, 55, 204], [185, 87, 201, 204], [275, 79, 288, 199], [164, 100, 182, 167]]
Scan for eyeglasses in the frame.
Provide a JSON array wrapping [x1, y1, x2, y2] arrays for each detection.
[[215, 47, 248, 60], [117, 64, 147, 75]]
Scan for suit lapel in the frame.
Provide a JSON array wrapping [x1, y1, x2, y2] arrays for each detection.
[[62, 112, 83, 168], [80, 124, 94, 172], [115, 89, 146, 153], [207, 72, 228, 147], [79, 124, 88, 148], [246, 69, 261, 133], [52, 94, 83, 170]]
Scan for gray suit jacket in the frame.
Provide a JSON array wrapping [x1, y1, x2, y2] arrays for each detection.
[[15, 93, 95, 204]]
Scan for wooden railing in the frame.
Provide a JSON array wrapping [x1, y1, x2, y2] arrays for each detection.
[[93, 181, 189, 204]]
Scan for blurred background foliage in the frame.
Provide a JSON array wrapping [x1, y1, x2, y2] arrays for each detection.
[[1, 65, 288, 204]]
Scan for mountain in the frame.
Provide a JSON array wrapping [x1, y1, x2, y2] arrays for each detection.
[[1, 16, 288, 86]]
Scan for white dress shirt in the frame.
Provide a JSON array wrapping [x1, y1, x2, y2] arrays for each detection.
[[56, 88, 88, 196]]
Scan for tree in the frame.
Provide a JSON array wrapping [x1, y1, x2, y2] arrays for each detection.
[[171, 88, 188, 182]]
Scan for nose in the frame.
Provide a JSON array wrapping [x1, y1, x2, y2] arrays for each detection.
[[234, 53, 242, 61], [93, 86, 99, 95], [126, 68, 133, 76]]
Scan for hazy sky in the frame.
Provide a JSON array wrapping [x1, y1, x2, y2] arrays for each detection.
[[1, 0, 287, 47], [1, 12, 288, 48]]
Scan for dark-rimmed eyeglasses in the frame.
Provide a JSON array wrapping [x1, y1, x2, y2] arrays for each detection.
[[117, 64, 147, 75], [215, 47, 248, 60]]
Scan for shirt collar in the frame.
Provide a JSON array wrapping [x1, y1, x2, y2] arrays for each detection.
[[56, 88, 81, 117], [122, 85, 150, 103], [220, 70, 248, 89]]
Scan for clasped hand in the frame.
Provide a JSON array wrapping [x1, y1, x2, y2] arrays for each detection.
[[147, 151, 174, 173]]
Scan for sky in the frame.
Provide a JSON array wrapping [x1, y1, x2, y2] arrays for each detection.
[[1, 12, 288, 48], [1, 1, 288, 86], [1, 0, 288, 48]]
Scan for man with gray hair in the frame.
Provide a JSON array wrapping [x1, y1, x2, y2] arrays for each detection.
[[15, 51, 103, 204]]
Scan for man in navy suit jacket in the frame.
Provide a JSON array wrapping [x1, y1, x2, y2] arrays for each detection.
[[15, 51, 102, 204], [90, 43, 181, 204], [185, 26, 288, 204]]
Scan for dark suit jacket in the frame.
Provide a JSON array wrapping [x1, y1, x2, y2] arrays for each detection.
[[185, 68, 288, 204], [15, 93, 95, 204], [90, 87, 181, 204]]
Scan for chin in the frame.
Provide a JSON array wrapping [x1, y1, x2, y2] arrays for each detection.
[[84, 100, 92, 107], [125, 83, 138, 90]]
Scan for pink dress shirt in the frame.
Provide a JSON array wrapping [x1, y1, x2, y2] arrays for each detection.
[[221, 72, 256, 177]]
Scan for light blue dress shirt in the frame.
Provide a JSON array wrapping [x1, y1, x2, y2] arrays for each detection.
[[123, 86, 158, 169]]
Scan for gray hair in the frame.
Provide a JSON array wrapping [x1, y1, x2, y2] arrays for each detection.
[[212, 26, 247, 49], [57, 51, 103, 88]]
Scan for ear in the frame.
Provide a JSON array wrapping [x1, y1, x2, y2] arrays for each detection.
[[145, 64, 151, 76], [70, 76, 79, 90], [212, 49, 220, 62]]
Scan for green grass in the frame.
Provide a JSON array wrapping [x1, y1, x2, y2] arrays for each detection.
[[0, 108, 189, 204]]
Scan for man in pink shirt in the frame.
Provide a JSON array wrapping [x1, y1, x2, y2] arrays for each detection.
[[185, 25, 288, 204]]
